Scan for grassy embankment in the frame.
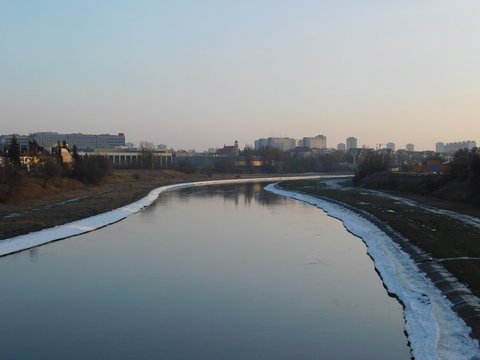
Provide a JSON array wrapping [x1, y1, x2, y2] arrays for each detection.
[[280, 178, 480, 297], [0, 169, 284, 241]]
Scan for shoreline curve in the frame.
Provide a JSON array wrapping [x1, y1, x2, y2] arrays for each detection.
[[265, 183, 480, 360], [0, 175, 343, 257]]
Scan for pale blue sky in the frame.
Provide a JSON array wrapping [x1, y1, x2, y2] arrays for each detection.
[[1, 0, 479, 150]]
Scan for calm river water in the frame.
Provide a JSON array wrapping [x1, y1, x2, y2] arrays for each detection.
[[0, 183, 411, 359]]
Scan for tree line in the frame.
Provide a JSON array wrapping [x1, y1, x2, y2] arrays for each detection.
[[354, 147, 480, 206], [174, 146, 350, 175], [0, 135, 112, 202]]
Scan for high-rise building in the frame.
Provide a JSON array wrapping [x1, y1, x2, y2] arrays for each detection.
[[435, 142, 445, 153], [443, 141, 476, 154], [337, 143, 346, 151], [406, 143, 415, 152], [254, 137, 296, 151], [386, 142, 395, 151], [346, 137, 358, 151], [302, 135, 326, 149]]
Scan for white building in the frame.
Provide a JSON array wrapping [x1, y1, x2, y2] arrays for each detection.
[[254, 138, 269, 149], [435, 142, 445, 153], [444, 141, 476, 154], [302, 135, 326, 149], [406, 143, 415, 152], [31, 132, 126, 150], [83, 148, 172, 168], [337, 143, 346, 151], [254, 137, 296, 151], [386, 142, 395, 151], [346, 137, 358, 151]]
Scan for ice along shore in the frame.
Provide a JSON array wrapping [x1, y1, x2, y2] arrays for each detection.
[[2, 175, 478, 359], [265, 183, 480, 360]]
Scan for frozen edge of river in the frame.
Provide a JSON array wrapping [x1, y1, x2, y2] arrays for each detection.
[[265, 183, 480, 360], [0, 175, 339, 257]]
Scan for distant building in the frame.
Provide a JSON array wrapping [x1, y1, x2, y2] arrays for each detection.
[[292, 146, 313, 158], [31, 132, 125, 150], [175, 150, 196, 157], [406, 143, 415, 152], [157, 144, 167, 150], [0, 134, 31, 150], [346, 137, 358, 151], [216, 140, 239, 156], [254, 138, 269, 149], [435, 142, 445, 153], [443, 141, 476, 154], [269, 137, 296, 151], [83, 148, 172, 169], [59, 148, 73, 164], [337, 143, 346, 151], [254, 137, 296, 151], [302, 135, 326, 149], [386, 142, 395, 151]]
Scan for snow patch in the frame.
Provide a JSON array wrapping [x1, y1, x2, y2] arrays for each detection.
[[265, 183, 480, 360]]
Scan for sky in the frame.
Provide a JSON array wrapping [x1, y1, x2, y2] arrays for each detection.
[[1, 0, 479, 151]]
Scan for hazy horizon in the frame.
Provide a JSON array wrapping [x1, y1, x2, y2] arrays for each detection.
[[1, 1, 479, 151]]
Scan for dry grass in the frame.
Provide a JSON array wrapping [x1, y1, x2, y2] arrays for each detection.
[[0, 169, 302, 240], [0, 169, 227, 240]]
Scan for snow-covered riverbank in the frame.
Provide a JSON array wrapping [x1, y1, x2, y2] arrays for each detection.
[[0, 175, 345, 257], [265, 183, 480, 360]]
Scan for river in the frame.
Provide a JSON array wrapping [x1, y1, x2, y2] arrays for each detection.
[[0, 182, 410, 359]]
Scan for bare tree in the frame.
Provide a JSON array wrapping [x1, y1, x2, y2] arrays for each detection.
[[139, 141, 156, 169], [243, 146, 254, 173], [41, 158, 62, 188]]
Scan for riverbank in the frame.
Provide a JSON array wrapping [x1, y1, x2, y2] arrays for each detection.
[[3, 174, 477, 358], [276, 179, 480, 353], [0, 178, 411, 360], [266, 183, 480, 359], [279, 179, 480, 297], [0, 170, 342, 241], [0, 174, 339, 257]]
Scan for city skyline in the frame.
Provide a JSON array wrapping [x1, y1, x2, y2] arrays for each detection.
[[1, 129, 477, 153], [1, 1, 479, 151]]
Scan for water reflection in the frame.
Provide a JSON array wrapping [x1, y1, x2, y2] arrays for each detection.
[[166, 182, 286, 207], [28, 248, 39, 262], [0, 182, 410, 360]]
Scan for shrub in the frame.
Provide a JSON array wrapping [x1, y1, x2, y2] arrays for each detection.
[[73, 156, 113, 184], [40, 158, 62, 187], [214, 159, 235, 173], [354, 150, 391, 184], [177, 159, 195, 174]]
